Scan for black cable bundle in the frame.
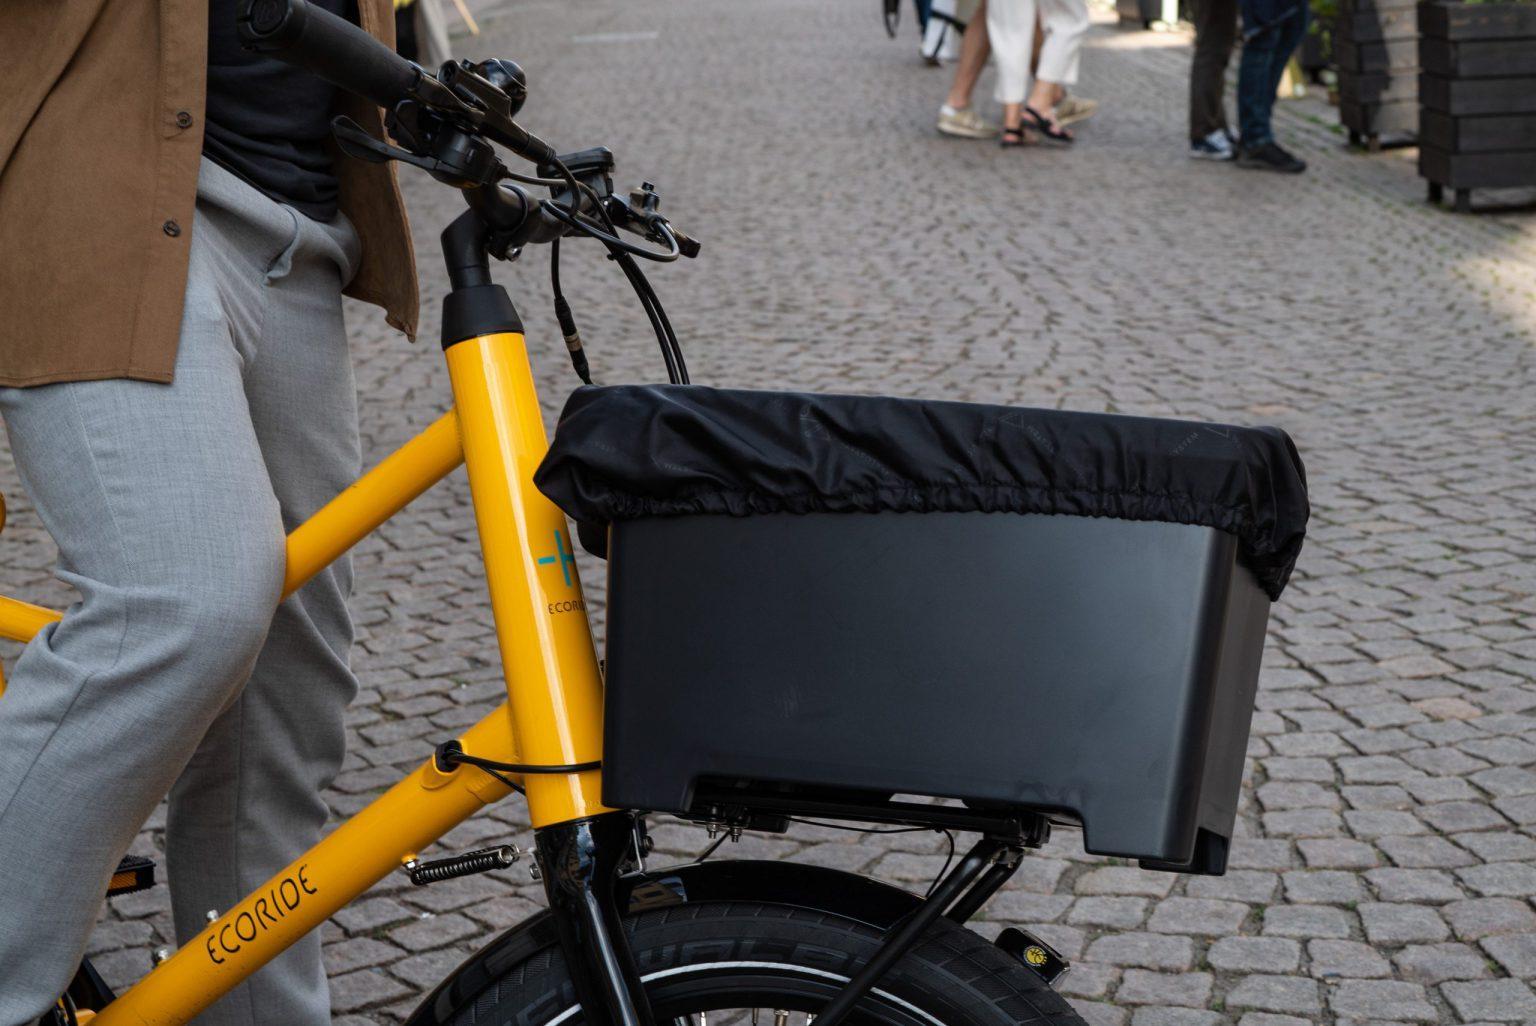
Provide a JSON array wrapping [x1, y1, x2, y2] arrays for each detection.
[[610, 250, 688, 385], [538, 155, 690, 386], [550, 239, 592, 385]]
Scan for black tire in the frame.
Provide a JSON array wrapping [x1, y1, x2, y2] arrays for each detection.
[[447, 902, 1087, 1026]]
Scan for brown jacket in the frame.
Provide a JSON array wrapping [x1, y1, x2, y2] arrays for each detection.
[[0, 0, 418, 387]]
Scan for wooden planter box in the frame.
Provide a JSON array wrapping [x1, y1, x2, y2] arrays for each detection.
[[1338, 2, 1419, 34], [1419, 1, 1536, 211], [1422, 38, 1536, 76], [1337, 0, 1421, 147]]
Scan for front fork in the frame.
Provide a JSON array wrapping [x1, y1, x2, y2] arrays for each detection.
[[535, 814, 656, 1026]]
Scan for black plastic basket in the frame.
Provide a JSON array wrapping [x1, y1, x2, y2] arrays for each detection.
[[533, 385, 1308, 876], [599, 509, 1271, 875]]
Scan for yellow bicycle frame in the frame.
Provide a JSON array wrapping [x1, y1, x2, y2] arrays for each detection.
[[0, 331, 608, 1024]]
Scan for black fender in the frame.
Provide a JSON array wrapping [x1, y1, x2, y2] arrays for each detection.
[[402, 859, 926, 1026]]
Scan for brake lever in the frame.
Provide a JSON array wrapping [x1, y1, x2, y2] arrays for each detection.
[[332, 115, 502, 190], [603, 188, 701, 259], [667, 223, 702, 260], [437, 60, 556, 165], [332, 115, 461, 179], [332, 116, 407, 165]]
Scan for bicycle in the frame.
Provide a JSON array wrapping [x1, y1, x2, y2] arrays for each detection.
[[3, 2, 1308, 1024]]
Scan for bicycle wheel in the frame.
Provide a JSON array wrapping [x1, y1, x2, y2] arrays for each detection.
[[445, 901, 1087, 1026]]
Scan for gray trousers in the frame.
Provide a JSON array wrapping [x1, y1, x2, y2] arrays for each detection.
[[0, 158, 361, 1026]]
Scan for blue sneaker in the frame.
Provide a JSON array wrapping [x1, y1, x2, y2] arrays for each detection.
[[1190, 129, 1235, 161]]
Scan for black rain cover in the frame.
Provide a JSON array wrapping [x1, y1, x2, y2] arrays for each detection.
[[535, 385, 1309, 600]]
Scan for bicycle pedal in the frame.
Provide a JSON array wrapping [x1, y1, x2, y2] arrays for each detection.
[[403, 845, 520, 886], [107, 855, 155, 898], [38, 1000, 98, 1026], [995, 927, 1070, 986]]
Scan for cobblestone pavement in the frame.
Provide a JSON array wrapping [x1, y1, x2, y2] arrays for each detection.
[[4, 1, 1536, 1023]]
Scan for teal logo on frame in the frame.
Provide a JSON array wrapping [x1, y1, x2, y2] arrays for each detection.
[[537, 529, 576, 587]]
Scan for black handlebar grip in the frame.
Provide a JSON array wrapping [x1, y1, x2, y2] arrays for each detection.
[[238, 0, 421, 111]]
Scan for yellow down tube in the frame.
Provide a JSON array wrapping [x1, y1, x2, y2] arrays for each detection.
[[92, 704, 522, 1024], [445, 331, 609, 828]]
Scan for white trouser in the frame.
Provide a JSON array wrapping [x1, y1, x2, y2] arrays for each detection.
[[921, 0, 980, 61], [988, 0, 1090, 104]]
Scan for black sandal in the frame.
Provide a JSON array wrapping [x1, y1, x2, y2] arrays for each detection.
[[1023, 105, 1073, 144], [1000, 125, 1030, 148]]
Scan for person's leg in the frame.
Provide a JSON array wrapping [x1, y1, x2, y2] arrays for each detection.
[[162, 160, 363, 1026], [941, 0, 980, 59], [1189, 0, 1238, 141], [945, 0, 992, 109], [1048, 0, 1100, 130], [1028, 0, 1090, 125], [0, 162, 288, 1026], [938, 15, 966, 59], [989, 0, 1039, 134], [1236, 0, 1307, 168], [1237, 0, 1306, 147], [1236, 5, 1280, 146], [1264, 0, 1308, 104], [921, 0, 958, 61], [938, 0, 998, 137]]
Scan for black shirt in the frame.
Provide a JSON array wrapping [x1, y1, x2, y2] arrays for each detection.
[[203, 0, 353, 221]]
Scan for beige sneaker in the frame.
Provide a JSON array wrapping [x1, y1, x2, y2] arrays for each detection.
[[936, 106, 999, 139], [1054, 94, 1099, 127]]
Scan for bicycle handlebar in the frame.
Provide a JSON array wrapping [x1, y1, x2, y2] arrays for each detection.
[[239, 0, 561, 167], [237, 0, 691, 264], [237, 0, 691, 378], [238, 0, 421, 111]]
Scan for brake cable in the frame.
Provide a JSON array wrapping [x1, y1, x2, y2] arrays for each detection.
[[609, 248, 688, 384], [614, 252, 676, 382], [550, 239, 593, 385], [537, 155, 689, 384], [502, 168, 568, 188], [553, 238, 685, 386], [542, 201, 683, 262]]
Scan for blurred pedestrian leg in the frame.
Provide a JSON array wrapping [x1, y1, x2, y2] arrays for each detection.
[[922, 0, 978, 63], [1188, 0, 1238, 157], [937, 0, 998, 138], [1235, 0, 1308, 171], [990, 0, 1090, 143]]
